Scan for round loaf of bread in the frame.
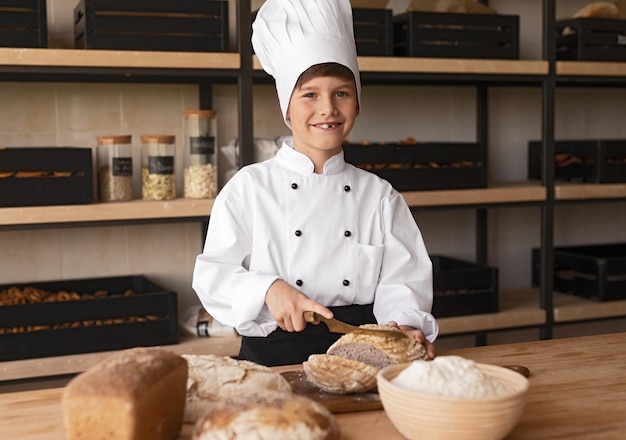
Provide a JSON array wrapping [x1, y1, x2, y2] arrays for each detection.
[[192, 390, 340, 440], [303, 354, 379, 394], [183, 354, 292, 423], [303, 324, 428, 394]]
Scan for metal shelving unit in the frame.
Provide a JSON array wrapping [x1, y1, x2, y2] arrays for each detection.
[[1, 0, 624, 342]]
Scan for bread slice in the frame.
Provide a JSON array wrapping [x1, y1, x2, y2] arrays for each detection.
[[62, 347, 188, 440], [327, 324, 428, 366], [183, 354, 292, 423], [192, 390, 340, 440]]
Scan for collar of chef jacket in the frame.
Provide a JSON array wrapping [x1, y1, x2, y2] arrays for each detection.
[[276, 139, 347, 176]]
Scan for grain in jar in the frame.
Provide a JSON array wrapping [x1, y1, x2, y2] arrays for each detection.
[[183, 110, 217, 199], [97, 135, 133, 202], [141, 134, 176, 201]]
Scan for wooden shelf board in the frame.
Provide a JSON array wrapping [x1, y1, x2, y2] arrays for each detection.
[[0, 48, 240, 70], [402, 181, 546, 207], [0, 199, 214, 227], [555, 182, 626, 200], [557, 61, 626, 77], [358, 57, 548, 75], [253, 56, 548, 76], [0, 335, 241, 383], [553, 292, 626, 323], [438, 288, 546, 335]]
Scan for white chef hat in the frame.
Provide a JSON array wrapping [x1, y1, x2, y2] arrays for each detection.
[[252, 0, 361, 128]]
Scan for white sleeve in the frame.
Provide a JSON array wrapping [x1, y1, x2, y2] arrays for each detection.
[[372, 192, 439, 342], [192, 179, 279, 337]]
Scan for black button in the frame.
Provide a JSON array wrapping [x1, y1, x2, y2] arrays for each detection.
[[344, 230, 351, 237], [296, 279, 303, 286], [344, 185, 351, 192], [295, 230, 302, 237], [291, 183, 298, 189], [343, 280, 350, 286]]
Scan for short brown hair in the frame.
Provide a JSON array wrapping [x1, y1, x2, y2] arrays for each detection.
[[295, 63, 355, 89]]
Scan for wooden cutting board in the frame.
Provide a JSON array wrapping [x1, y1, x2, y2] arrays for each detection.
[[281, 370, 382, 414]]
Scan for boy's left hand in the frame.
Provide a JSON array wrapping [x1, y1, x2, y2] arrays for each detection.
[[387, 321, 436, 359]]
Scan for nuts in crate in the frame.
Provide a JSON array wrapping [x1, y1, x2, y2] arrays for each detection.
[[528, 139, 626, 183], [343, 138, 486, 191], [0, 276, 178, 361], [0, 147, 93, 208]]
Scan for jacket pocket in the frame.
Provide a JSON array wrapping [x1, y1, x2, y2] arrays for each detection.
[[356, 243, 383, 300]]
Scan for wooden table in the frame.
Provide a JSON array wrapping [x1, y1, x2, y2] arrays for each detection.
[[1, 332, 625, 439]]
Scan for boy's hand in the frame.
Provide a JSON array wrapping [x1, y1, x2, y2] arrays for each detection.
[[265, 279, 333, 332], [388, 321, 436, 359]]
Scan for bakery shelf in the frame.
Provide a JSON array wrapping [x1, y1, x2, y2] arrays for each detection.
[[0, 48, 240, 81], [555, 182, 626, 201], [557, 61, 626, 78], [553, 292, 626, 323], [437, 288, 546, 336], [0, 199, 214, 229], [402, 181, 546, 208], [253, 56, 548, 84], [0, 182, 544, 230], [0, 335, 241, 383]]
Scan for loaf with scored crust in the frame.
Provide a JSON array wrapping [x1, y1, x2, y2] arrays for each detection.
[[62, 347, 188, 440], [303, 324, 428, 394], [192, 390, 340, 440], [183, 354, 292, 423]]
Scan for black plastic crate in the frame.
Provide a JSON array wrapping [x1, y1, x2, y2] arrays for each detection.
[[556, 18, 626, 61], [528, 139, 626, 183], [393, 11, 519, 59], [343, 141, 486, 191], [353, 8, 393, 56], [0, 275, 178, 361], [431, 255, 499, 318], [0, 0, 47, 48], [0, 0, 48, 47], [0, 147, 93, 208], [74, 0, 229, 52], [532, 244, 626, 302]]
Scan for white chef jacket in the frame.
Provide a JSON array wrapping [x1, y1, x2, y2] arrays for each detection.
[[192, 140, 439, 342]]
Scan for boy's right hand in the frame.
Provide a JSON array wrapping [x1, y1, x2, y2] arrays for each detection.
[[265, 279, 333, 333]]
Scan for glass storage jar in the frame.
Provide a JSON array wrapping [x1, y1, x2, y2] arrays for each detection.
[[183, 109, 217, 199], [96, 135, 133, 202], [141, 134, 176, 201]]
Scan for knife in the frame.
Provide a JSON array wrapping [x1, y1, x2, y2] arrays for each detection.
[[303, 311, 408, 339]]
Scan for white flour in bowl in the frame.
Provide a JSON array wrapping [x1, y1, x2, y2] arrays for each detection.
[[391, 356, 511, 398]]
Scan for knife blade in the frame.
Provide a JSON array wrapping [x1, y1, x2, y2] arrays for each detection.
[[303, 311, 408, 339]]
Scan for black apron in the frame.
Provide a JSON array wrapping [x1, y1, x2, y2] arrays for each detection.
[[238, 303, 376, 367]]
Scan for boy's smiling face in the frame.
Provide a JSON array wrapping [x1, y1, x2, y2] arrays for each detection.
[[286, 75, 359, 168]]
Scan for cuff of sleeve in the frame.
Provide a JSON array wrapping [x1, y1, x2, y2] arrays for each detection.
[[400, 309, 439, 343]]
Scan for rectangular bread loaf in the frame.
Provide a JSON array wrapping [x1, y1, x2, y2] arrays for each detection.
[[62, 347, 188, 440]]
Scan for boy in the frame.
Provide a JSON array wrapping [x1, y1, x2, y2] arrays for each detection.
[[192, 0, 437, 366]]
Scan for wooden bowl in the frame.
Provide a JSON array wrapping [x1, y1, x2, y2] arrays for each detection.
[[377, 362, 529, 440]]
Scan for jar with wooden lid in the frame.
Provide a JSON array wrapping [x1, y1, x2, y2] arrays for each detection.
[[183, 110, 217, 199], [97, 135, 133, 202], [141, 134, 176, 201]]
